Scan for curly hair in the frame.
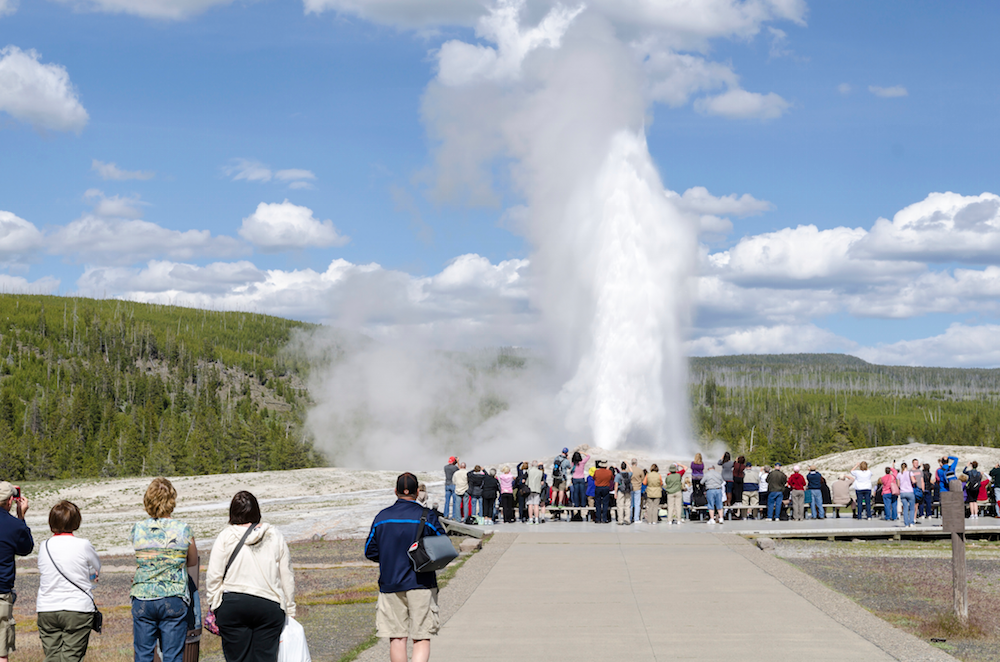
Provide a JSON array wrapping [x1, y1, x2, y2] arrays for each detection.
[[143, 477, 177, 518]]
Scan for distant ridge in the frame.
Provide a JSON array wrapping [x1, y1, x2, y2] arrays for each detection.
[[691, 353, 872, 368]]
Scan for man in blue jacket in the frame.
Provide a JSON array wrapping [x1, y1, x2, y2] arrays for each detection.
[[0, 481, 33, 662], [365, 473, 446, 662]]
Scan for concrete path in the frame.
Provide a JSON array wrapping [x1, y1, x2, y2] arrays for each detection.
[[426, 531, 954, 661]]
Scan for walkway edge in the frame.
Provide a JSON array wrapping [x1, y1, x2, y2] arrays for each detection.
[[354, 533, 518, 662], [716, 533, 956, 662]]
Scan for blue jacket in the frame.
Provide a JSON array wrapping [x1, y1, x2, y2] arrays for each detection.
[[365, 499, 446, 594], [806, 471, 823, 490], [0, 509, 34, 592]]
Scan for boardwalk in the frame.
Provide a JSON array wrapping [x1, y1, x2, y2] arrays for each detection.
[[358, 528, 958, 661]]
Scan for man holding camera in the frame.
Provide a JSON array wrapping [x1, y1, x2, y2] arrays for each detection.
[[0, 482, 33, 662]]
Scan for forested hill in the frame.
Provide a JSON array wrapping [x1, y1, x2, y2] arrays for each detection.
[[0, 294, 322, 481], [689, 353, 1000, 466]]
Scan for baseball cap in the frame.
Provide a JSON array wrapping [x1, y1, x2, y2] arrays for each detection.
[[448, 456, 457, 464], [562, 447, 569, 454], [0, 482, 15, 501], [396, 473, 419, 496]]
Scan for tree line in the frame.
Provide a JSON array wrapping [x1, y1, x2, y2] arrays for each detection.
[[0, 295, 321, 481]]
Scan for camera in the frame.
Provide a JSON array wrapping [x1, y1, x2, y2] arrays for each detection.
[[13, 486, 20, 499]]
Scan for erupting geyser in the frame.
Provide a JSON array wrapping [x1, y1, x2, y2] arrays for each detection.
[[428, 1, 697, 452]]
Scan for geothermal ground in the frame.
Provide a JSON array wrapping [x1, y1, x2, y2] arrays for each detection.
[[18, 442, 1000, 554]]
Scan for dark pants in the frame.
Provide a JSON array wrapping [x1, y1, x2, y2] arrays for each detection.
[[215, 593, 285, 662], [595, 486, 610, 522], [517, 492, 527, 521], [38, 610, 94, 662], [483, 496, 496, 521], [500, 493, 515, 523]]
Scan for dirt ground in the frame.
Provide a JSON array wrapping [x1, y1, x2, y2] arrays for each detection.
[[773, 538, 1000, 661], [11, 539, 378, 662]]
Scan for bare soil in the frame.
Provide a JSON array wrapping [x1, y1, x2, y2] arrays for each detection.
[[774, 539, 1000, 661]]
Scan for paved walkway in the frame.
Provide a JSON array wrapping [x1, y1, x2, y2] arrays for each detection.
[[415, 531, 955, 661]]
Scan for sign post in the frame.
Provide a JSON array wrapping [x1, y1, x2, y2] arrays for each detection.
[[940, 480, 967, 624]]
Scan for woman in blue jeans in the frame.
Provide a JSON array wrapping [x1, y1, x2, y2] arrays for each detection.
[[570, 451, 590, 508], [131, 478, 199, 662], [850, 461, 873, 519]]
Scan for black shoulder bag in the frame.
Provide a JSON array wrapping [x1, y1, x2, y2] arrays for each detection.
[[204, 524, 257, 636], [43, 541, 102, 633], [407, 508, 458, 573]]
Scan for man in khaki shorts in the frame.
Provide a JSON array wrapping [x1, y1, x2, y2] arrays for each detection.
[[365, 473, 447, 662], [0, 481, 33, 662]]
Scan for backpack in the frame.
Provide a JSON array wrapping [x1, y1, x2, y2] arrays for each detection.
[[967, 470, 981, 493], [552, 456, 564, 479]]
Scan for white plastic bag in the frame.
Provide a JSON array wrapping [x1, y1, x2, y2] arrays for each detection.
[[277, 617, 311, 662]]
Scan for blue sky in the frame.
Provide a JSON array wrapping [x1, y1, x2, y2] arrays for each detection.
[[2, 0, 1000, 367]]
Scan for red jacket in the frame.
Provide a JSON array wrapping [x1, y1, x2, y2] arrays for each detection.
[[787, 472, 807, 490]]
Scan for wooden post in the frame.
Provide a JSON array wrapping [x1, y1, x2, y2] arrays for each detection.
[[952, 532, 968, 623], [941, 480, 968, 625]]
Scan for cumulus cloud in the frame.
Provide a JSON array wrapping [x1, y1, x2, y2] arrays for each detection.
[[643, 48, 737, 107], [686, 323, 851, 357], [855, 324, 1000, 368], [0, 210, 45, 264], [224, 159, 316, 188], [851, 192, 1000, 264], [0, 273, 60, 294], [92, 159, 154, 181], [76, 254, 535, 346], [694, 87, 790, 119], [0, 0, 18, 17], [869, 84, 907, 98], [238, 201, 349, 252], [667, 186, 772, 237], [50, 0, 233, 19], [0, 46, 89, 132], [84, 189, 146, 219], [51, 216, 246, 266]]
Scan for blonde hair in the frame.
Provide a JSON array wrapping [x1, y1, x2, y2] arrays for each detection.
[[143, 477, 177, 519], [502, 465, 510, 474], [694, 453, 703, 464]]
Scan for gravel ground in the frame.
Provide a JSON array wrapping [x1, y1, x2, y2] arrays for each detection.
[[771, 538, 1000, 662]]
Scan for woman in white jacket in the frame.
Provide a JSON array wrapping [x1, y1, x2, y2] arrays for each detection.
[[206, 491, 295, 662], [37, 501, 101, 662]]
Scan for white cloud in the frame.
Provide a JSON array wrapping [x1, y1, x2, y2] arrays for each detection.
[[686, 323, 850, 356], [869, 84, 907, 98], [837, 82, 851, 95], [643, 48, 738, 107], [51, 216, 246, 265], [51, 0, 233, 19], [224, 159, 316, 188], [0, 46, 89, 132], [767, 26, 791, 59], [667, 186, 772, 238], [0, 0, 18, 17], [695, 87, 790, 119], [436, 1, 583, 86], [76, 254, 535, 346], [84, 189, 146, 219], [0, 210, 45, 263], [92, 159, 154, 181], [224, 158, 273, 183], [852, 192, 1000, 264], [302, 0, 481, 27], [0, 273, 60, 294], [238, 201, 349, 252], [854, 324, 1000, 368]]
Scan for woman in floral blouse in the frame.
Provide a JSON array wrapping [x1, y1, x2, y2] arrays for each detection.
[[130, 477, 199, 662]]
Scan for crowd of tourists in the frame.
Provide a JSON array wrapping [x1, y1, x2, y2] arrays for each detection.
[[0, 479, 296, 662], [441, 451, 1000, 526]]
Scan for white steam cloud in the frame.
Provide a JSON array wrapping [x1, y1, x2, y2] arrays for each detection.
[[302, 0, 796, 467]]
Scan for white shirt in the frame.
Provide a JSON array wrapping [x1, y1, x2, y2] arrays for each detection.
[[37, 535, 101, 613], [758, 471, 769, 492], [851, 469, 873, 491]]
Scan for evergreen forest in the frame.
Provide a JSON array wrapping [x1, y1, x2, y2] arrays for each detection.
[[0, 294, 321, 481], [691, 353, 1000, 465]]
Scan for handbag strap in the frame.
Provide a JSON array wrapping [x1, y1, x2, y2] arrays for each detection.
[[414, 508, 429, 544], [43, 540, 98, 611], [223, 524, 257, 581]]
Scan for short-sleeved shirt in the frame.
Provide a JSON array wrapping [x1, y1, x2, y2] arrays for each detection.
[[130, 518, 193, 603]]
